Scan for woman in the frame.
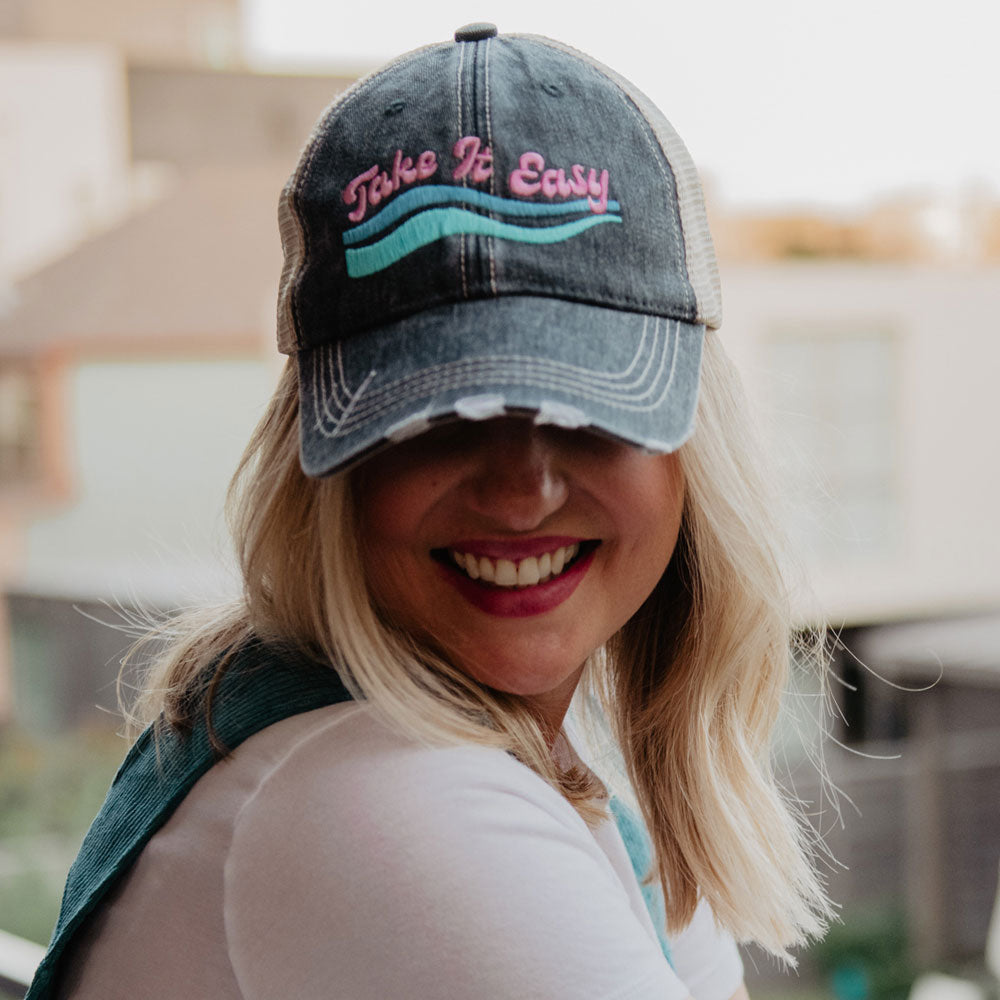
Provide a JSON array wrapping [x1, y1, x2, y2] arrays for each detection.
[[29, 24, 831, 1000]]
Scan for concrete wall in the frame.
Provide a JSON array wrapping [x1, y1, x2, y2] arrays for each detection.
[[720, 261, 1000, 624], [17, 357, 279, 605], [0, 43, 130, 281], [7, 0, 241, 67], [127, 64, 353, 170]]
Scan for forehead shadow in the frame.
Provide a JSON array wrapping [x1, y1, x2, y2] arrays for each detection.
[[345, 407, 673, 474]]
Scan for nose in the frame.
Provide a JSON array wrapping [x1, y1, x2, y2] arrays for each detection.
[[463, 419, 569, 532]]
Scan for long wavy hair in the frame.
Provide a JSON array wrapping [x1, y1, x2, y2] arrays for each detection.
[[124, 333, 832, 961]]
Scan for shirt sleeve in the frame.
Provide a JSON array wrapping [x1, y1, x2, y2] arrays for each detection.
[[668, 898, 745, 1000], [224, 717, 700, 1000], [223, 709, 693, 1000]]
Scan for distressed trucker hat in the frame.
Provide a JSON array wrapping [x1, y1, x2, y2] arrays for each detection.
[[277, 23, 722, 477]]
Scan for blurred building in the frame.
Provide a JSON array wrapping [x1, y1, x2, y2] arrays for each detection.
[[720, 261, 1000, 622], [0, 0, 352, 724], [709, 190, 1000, 973], [715, 256, 1000, 972], [712, 187, 1000, 265], [0, 41, 131, 283], [0, 0, 252, 286], [0, 162, 290, 725], [0, 0, 243, 67]]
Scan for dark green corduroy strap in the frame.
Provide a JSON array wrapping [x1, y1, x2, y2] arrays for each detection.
[[25, 643, 351, 1000]]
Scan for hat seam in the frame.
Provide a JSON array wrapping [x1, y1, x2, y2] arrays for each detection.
[[456, 38, 469, 300], [328, 350, 676, 425], [301, 288, 696, 351], [321, 342, 356, 415], [521, 35, 687, 313], [484, 37, 498, 295], [279, 44, 442, 354], [611, 87, 686, 311]]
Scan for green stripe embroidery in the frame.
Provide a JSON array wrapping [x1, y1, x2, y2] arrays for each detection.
[[343, 185, 621, 245], [345, 207, 622, 278]]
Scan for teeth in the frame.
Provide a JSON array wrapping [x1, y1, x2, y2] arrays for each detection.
[[495, 559, 517, 586], [448, 543, 583, 588], [517, 557, 540, 587], [551, 546, 566, 575], [464, 553, 480, 580]]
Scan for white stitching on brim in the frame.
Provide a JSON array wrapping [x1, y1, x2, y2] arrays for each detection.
[[332, 317, 674, 419], [309, 350, 375, 440], [316, 314, 670, 430], [317, 341, 374, 427], [309, 318, 682, 437], [317, 313, 656, 432], [307, 318, 687, 439]]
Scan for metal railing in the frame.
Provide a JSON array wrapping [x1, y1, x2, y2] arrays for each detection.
[[0, 928, 44, 998]]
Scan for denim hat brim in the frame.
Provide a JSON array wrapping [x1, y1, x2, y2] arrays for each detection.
[[298, 295, 703, 478]]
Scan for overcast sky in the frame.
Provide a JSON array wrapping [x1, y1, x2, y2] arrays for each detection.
[[243, 0, 999, 211]]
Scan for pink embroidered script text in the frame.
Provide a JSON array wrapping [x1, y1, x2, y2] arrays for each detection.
[[343, 149, 438, 223], [508, 152, 610, 214], [342, 137, 611, 222], [452, 136, 494, 182]]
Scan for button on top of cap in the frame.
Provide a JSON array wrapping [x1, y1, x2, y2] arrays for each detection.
[[454, 23, 497, 41]]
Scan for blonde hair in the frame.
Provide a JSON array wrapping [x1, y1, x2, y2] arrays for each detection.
[[125, 334, 832, 961]]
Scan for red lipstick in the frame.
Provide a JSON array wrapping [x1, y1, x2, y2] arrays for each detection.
[[435, 543, 597, 618]]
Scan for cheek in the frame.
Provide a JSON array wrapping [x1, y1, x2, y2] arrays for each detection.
[[354, 454, 441, 551], [354, 479, 414, 607], [617, 454, 685, 585], [353, 465, 453, 631], [626, 452, 684, 532], [357, 530, 435, 644]]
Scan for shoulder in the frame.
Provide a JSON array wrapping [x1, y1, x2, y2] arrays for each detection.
[[225, 703, 615, 907], [222, 705, 682, 1000], [233, 702, 586, 843], [669, 898, 745, 1000]]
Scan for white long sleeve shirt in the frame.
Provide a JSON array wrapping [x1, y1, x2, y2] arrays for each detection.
[[60, 702, 743, 999]]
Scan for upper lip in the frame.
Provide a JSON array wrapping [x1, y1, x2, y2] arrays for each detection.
[[441, 536, 588, 561]]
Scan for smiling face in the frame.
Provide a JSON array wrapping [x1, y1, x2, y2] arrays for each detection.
[[353, 417, 685, 729]]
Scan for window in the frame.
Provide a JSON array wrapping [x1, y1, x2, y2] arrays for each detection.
[[0, 363, 41, 487], [764, 328, 899, 563]]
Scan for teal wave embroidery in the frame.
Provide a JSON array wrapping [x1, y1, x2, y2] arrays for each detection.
[[345, 206, 622, 278], [343, 184, 621, 245]]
